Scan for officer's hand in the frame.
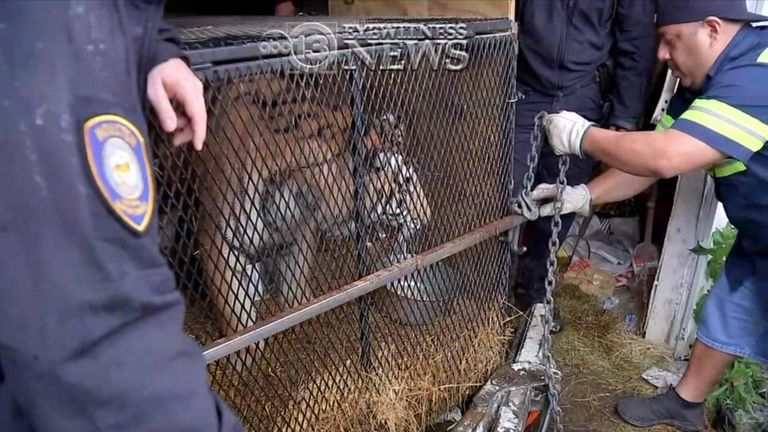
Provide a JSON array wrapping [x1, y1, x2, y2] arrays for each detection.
[[543, 111, 595, 157], [530, 183, 592, 217], [147, 58, 207, 151]]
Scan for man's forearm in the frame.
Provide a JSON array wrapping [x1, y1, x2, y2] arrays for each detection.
[[582, 127, 726, 178], [588, 168, 657, 205], [582, 128, 672, 177]]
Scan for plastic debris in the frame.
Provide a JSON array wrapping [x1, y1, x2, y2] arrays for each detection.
[[602, 296, 620, 310], [436, 405, 463, 424], [642, 366, 684, 389], [624, 314, 638, 331]]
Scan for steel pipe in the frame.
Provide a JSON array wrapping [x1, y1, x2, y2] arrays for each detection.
[[203, 214, 524, 363]]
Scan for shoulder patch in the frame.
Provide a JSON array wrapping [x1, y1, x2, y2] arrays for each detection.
[[758, 47, 768, 64], [83, 114, 154, 234]]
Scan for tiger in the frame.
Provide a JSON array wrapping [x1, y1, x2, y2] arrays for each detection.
[[194, 74, 431, 372], [257, 141, 432, 309], [194, 73, 351, 345]]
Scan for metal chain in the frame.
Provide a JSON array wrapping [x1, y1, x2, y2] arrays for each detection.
[[513, 112, 546, 220], [513, 111, 568, 431], [542, 151, 569, 432]]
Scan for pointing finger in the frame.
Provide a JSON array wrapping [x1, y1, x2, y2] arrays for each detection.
[[176, 79, 207, 151], [147, 74, 177, 133]]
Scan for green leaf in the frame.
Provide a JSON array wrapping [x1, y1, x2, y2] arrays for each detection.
[[690, 244, 712, 256], [692, 290, 709, 324]]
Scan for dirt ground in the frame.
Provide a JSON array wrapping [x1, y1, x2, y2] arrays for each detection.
[[553, 283, 715, 432], [559, 362, 681, 432]]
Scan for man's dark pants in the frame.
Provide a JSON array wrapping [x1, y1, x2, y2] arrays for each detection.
[[512, 81, 606, 308]]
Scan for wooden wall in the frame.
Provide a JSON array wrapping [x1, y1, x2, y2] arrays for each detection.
[[328, 0, 515, 18]]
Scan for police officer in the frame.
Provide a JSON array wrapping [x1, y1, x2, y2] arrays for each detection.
[[0, 1, 242, 431], [535, 1, 768, 429], [512, 0, 657, 313]]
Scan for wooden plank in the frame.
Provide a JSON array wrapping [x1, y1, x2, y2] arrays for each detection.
[[328, 0, 428, 16], [428, 0, 512, 17], [328, 0, 514, 18], [644, 170, 716, 347], [673, 199, 724, 359]]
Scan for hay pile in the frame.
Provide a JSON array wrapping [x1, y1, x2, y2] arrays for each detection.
[[283, 310, 511, 432], [553, 283, 681, 431]]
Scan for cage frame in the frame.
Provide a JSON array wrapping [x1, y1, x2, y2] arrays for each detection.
[[155, 15, 523, 431]]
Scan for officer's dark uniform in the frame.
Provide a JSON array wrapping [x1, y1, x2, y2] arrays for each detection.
[[512, 0, 657, 307], [0, 2, 241, 431]]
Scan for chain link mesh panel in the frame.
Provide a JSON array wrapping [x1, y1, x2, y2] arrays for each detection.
[[151, 17, 519, 432]]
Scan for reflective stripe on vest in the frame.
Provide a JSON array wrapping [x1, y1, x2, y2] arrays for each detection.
[[710, 158, 748, 178], [660, 110, 748, 179], [758, 47, 768, 64], [655, 113, 675, 132], [680, 99, 768, 153]]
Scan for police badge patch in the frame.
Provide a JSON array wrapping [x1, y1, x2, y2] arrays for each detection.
[[83, 114, 154, 234]]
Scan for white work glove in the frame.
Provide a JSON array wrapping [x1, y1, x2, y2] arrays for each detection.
[[530, 183, 592, 217], [543, 111, 595, 157]]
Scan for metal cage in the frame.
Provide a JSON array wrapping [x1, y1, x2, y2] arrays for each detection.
[[151, 16, 520, 431]]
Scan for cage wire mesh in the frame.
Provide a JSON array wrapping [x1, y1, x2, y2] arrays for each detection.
[[151, 16, 519, 432]]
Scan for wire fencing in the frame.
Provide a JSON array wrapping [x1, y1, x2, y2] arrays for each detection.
[[151, 16, 520, 431]]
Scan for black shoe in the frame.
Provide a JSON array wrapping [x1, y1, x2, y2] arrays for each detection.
[[615, 387, 706, 431]]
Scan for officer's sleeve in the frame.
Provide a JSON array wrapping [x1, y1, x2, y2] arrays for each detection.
[[152, 20, 185, 68], [609, 0, 657, 130], [671, 67, 768, 163]]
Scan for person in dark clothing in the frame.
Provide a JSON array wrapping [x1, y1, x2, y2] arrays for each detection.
[[0, 1, 241, 431], [512, 0, 658, 312]]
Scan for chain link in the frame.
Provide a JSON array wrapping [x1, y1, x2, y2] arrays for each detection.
[[513, 111, 568, 431], [542, 151, 569, 432], [513, 112, 546, 220]]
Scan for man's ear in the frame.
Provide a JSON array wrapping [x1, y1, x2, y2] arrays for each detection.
[[703, 16, 724, 44]]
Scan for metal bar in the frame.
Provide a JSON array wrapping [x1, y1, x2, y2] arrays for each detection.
[[174, 17, 517, 68], [202, 215, 524, 363], [501, 27, 520, 329], [191, 31, 515, 81], [362, 17, 518, 37], [349, 61, 375, 371], [514, 304, 547, 365], [191, 42, 404, 81]]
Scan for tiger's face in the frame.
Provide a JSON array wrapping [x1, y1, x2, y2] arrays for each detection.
[[254, 147, 431, 246], [362, 150, 431, 237]]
